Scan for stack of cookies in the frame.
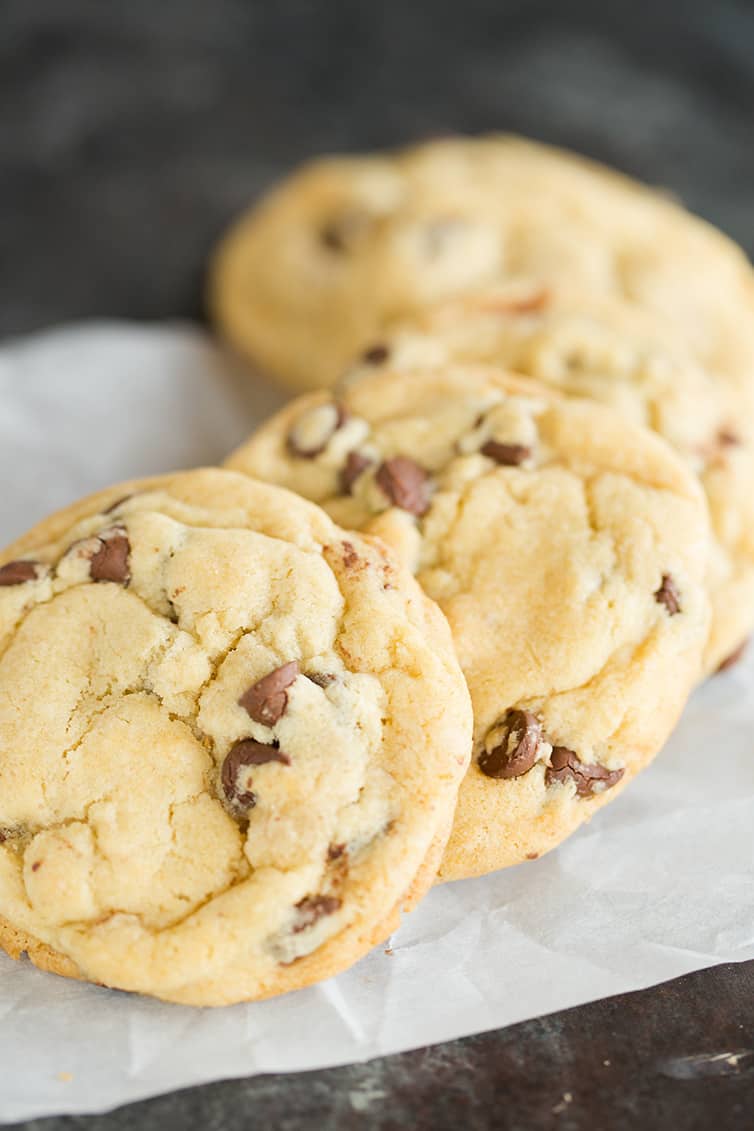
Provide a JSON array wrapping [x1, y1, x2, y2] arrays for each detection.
[[1, 136, 751, 1007]]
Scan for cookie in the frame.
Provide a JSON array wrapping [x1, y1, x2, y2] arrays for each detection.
[[343, 281, 754, 673], [226, 368, 711, 879], [208, 135, 754, 395], [0, 469, 472, 1004]]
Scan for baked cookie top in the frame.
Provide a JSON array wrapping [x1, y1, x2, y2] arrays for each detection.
[[344, 281, 754, 672], [0, 469, 472, 1003], [226, 368, 711, 879], [209, 135, 754, 392]]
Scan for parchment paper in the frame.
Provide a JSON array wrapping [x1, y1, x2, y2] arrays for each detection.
[[0, 323, 752, 1122]]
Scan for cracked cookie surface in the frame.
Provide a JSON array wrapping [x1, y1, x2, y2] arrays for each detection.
[[209, 135, 754, 394], [227, 368, 710, 879], [0, 468, 472, 1003], [345, 281, 754, 673]]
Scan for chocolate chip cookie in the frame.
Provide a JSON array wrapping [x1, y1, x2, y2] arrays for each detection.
[[208, 135, 754, 396], [226, 368, 711, 879], [0, 469, 472, 1003], [343, 282, 754, 673]]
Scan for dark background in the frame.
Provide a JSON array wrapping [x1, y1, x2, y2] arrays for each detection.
[[3, 1, 754, 1127], [3, 0, 754, 341]]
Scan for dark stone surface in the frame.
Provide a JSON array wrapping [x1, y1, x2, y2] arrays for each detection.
[[2, 0, 754, 341], [8, 962, 754, 1131], [2, 1, 754, 1126]]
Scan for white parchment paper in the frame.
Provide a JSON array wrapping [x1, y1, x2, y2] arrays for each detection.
[[0, 323, 752, 1122]]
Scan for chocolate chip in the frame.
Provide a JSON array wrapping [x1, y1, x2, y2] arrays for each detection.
[[717, 639, 748, 673], [480, 440, 532, 466], [238, 661, 299, 726], [31, 860, 42, 872], [321, 223, 346, 251], [287, 402, 347, 458], [306, 672, 336, 688], [327, 843, 347, 862], [320, 211, 371, 252], [376, 457, 431, 516], [321, 222, 347, 251], [478, 710, 542, 779], [89, 528, 131, 585], [0, 560, 40, 586], [718, 429, 741, 448], [655, 573, 681, 616], [293, 894, 342, 933], [340, 451, 374, 495], [545, 746, 624, 797], [221, 739, 291, 810], [361, 343, 390, 365]]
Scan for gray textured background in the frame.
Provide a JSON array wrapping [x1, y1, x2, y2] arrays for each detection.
[[2, 1, 754, 1127], [2, 0, 754, 339]]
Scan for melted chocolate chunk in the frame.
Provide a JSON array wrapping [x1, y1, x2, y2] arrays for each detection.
[[239, 661, 299, 726], [321, 223, 346, 251], [545, 747, 624, 797], [376, 457, 431, 516], [221, 739, 291, 810], [327, 843, 347, 862], [480, 440, 532, 466], [478, 709, 541, 779], [361, 343, 390, 365], [287, 402, 348, 458], [89, 529, 131, 585], [320, 211, 371, 253], [340, 451, 374, 495], [0, 560, 40, 586], [293, 894, 342, 932], [655, 573, 681, 616]]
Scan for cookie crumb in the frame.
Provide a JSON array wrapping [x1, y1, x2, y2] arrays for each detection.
[[552, 1092, 573, 1115]]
